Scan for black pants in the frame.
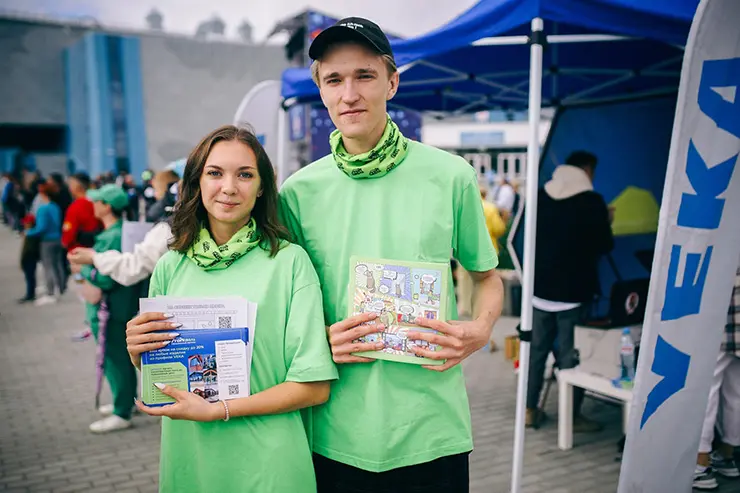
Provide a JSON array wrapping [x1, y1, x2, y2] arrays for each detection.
[[526, 306, 585, 412], [21, 259, 37, 300], [313, 453, 470, 493]]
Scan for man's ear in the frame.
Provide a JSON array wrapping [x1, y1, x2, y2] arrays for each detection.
[[387, 71, 400, 100]]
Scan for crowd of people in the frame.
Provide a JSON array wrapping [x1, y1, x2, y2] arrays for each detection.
[[1, 15, 737, 493], [0, 160, 168, 306]]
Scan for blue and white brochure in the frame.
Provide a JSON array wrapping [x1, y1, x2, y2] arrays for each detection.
[[138, 297, 257, 407]]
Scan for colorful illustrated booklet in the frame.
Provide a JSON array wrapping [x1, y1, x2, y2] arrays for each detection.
[[348, 256, 448, 365], [139, 296, 257, 407]]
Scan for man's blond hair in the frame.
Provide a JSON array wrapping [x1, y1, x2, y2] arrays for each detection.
[[310, 51, 397, 87]]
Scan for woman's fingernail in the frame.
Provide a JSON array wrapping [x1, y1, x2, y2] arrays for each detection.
[[169, 332, 180, 338], [154, 382, 166, 390], [163, 313, 174, 319], [170, 322, 182, 328], [376, 324, 385, 331], [161, 340, 172, 346], [369, 313, 377, 318], [375, 342, 385, 349]]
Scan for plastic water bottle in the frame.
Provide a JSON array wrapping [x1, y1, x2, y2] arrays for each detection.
[[620, 328, 636, 384]]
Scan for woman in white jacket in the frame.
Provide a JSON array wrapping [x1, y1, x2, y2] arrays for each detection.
[[68, 168, 180, 286]]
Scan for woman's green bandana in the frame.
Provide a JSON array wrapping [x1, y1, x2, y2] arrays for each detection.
[[186, 218, 260, 271]]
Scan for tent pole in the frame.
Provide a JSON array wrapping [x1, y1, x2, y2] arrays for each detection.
[[276, 105, 287, 186], [511, 17, 544, 493]]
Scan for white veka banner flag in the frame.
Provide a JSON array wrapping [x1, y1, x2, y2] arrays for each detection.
[[618, 1, 740, 492]]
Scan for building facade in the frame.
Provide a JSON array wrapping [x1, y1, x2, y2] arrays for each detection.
[[0, 14, 286, 178]]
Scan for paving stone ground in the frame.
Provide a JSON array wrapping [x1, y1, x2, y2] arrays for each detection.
[[1, 225, 738, 492]]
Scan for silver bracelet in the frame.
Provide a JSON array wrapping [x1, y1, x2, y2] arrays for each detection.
[[221, 400, 230, 422]]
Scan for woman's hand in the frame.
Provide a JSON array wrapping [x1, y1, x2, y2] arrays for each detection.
[[67, 247, 96, 265], [135, 383, 224, 422], [126, 312, 182, 370]]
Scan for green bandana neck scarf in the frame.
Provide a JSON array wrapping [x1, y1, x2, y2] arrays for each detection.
[[330, 115, 410, 179], [186, 218, 261, 271]]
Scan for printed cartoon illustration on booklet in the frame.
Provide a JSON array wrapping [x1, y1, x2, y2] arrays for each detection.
[[348, 256, 448, 365]]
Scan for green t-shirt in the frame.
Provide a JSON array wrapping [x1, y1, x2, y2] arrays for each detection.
[[279, 140, 498, 472], [149, 242, 338, 492]]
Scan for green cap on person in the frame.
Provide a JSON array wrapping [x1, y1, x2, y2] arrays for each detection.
[[87, 184, 129, 211]]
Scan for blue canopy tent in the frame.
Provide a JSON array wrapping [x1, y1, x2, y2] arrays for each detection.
[[281, 0, 696, 114], [279, 1, 700, 490]]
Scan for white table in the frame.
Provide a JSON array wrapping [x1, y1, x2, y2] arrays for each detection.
[[557, 368, 633, 450]]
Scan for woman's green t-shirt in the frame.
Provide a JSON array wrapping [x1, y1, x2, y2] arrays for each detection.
[[149, 242, 338, 492]]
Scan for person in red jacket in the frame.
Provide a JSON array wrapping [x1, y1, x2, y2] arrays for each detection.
[[64, 172, 103, 341], [63, 172, 101, 251]]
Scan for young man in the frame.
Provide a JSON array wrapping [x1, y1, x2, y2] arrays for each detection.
[[279, 18, 503, 492], [526, 151, 614, 430], [78, 184, 139, 433]]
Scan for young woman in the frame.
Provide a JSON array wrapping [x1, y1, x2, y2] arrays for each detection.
[[126, 125, 337, 493]]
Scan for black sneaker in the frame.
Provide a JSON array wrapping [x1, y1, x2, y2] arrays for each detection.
[[711, 451, 740, 478], [17, 296, 35, 304], [693, 466, 719, 490]]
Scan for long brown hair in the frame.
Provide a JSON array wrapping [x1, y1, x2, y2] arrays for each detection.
[[169, 125, 288, 257]]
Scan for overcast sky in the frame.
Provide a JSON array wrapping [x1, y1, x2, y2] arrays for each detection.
[[0, 0, 478, 43]]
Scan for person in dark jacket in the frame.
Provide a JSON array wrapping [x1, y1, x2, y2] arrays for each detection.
[[2, 174, 23, 232], [47, 173, 75, 283], [18, 214, 41, 303], [526, 151, 614, 431], [47, 173, 73, 215]]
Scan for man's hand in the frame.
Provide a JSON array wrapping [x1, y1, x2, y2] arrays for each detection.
[[407, 317, 490, 372], [328, 312, 385, 364]]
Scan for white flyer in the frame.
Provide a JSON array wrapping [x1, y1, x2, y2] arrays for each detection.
[[215, 339, 250, 400]]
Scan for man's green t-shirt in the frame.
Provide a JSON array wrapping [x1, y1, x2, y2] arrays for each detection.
[[279, 140, 498, 472], [149, 243, 338, 492]]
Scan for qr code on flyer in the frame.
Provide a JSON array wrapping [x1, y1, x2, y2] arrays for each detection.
[[218, 316, 232, 328], [228, 384, 240, 396]]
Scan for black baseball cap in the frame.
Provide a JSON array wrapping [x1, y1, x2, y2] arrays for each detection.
[[308, 17, 394, 62]]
